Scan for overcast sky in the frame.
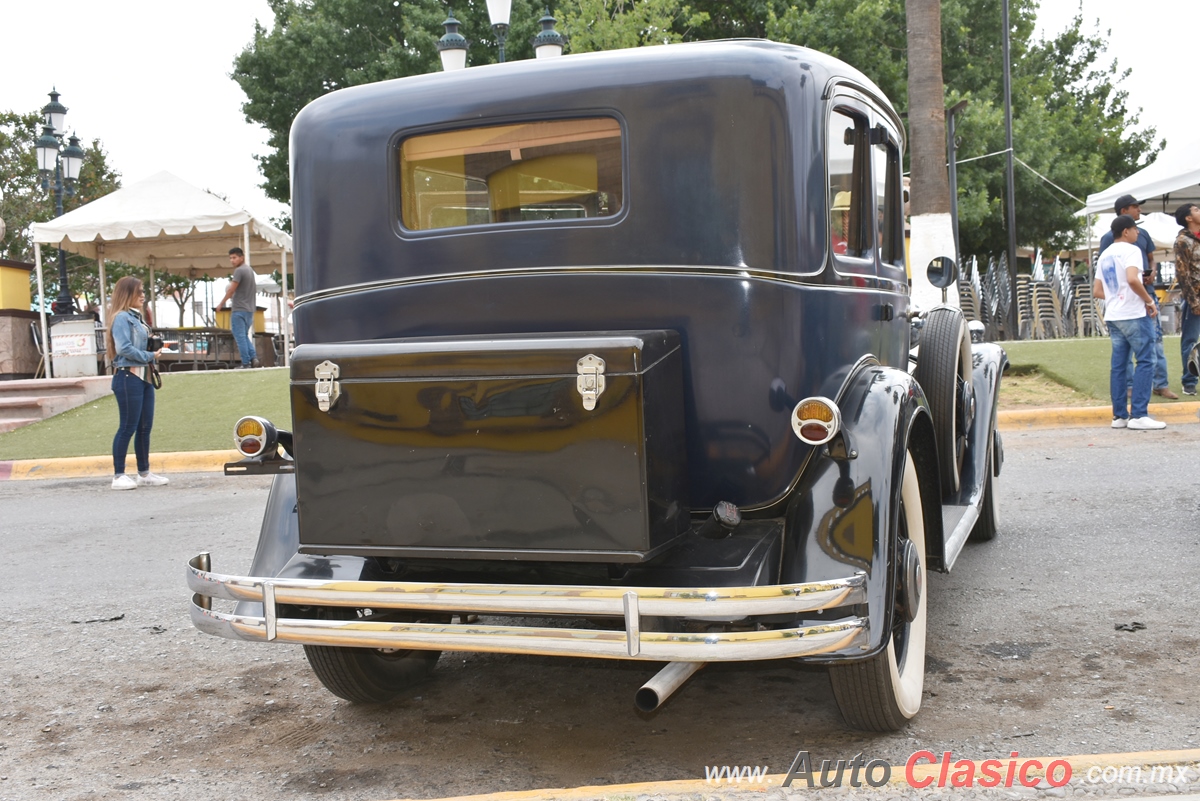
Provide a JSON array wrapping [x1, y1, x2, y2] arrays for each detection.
[[1033, 0, 1196, 154], [1, 0, 284, 222], [0, 0, 1192, 225]]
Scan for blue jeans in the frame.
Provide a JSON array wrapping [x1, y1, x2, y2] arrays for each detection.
[[1180, 301, 1200, 392], [1125, 298, 1167, 390], [1109, 317, 1155, 419], [231, 310, 257, 366], [112, 368, 155, 475]]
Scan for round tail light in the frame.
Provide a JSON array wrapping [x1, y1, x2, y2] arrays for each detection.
[[234, 416, 277, 458], [791, 397, 841, 446]]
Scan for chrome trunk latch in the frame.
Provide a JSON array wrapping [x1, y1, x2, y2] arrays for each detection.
[[314, 360, 341, 412], [576, 354, 606, 410]]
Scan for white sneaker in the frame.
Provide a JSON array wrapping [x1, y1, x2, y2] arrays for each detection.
[[136, 472, 170, 487], [112, 474, 137, 490], [1111, 418, 1128, 429], [1127, 416, 1166, 430]]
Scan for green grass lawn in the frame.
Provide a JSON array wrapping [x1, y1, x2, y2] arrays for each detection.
[[0, 369, 290, 461], [1004, 334, 1188, 402], [1, 335, 1190, 461]]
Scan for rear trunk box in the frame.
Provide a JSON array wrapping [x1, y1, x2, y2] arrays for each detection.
[[289, 331, 689, 561]]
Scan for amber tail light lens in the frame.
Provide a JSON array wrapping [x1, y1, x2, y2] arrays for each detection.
[[791, 397, 841, 446], [234, 416, 278, 458]]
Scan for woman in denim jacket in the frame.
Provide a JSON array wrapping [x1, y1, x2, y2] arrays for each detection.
[[104, 276, 169, 490]]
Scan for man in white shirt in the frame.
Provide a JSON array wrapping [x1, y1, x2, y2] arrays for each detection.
[[1094, 215, 1167, 430]]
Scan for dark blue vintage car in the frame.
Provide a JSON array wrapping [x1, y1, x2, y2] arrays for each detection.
[[188, 39, 1005, 731]]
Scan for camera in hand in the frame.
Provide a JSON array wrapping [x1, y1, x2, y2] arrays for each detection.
[[147, 335, 164, 352]]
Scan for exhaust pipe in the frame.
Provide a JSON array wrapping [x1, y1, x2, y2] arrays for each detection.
[[635, 661, 705, 712]]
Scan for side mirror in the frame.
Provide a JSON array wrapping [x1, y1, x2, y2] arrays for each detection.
[[926, 256, 958, 289]]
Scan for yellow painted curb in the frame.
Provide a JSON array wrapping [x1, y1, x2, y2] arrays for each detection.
[[392, 748, 1200, 801], [998, 402, 1200, 430], [0, 449, 238, 480], [6, 401, 1199, 478]]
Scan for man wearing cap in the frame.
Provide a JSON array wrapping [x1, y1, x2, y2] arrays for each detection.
[[1173, 203, 1200, 394], [1095, 215, 1167, 429], [1099, 195, 1175, 397]]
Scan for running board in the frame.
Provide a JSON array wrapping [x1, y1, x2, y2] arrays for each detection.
[[940, 503, 978, 571]]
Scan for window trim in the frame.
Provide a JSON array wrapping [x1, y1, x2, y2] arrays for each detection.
[[389, 110, 631, 239], [875, 133, 907, 276], [827, 102, 877, 276]]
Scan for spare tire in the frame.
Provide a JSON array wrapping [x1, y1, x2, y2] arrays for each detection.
[[913, 307, 974, 496]]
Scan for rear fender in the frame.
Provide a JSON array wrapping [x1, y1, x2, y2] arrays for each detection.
[[780, 362, 941, 659], [230, 475, 447, 616], [234, 474, 305, 616]]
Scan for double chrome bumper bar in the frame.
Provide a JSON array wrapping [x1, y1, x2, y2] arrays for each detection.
[[187, 553, 869, 661]]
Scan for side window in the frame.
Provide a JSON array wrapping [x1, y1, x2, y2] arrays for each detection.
[[828, 108, 873, 265], [873, 137, 905, 272]]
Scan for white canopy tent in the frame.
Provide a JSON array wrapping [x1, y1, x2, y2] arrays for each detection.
[[30, 171, 292, 376], [1089, 211, 1181, 252], [1080, 137, 1200, 216]]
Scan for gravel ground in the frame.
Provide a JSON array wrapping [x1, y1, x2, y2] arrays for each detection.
[[2, 424, 1199, 801]]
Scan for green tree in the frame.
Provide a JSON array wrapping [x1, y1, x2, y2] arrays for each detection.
[[232, 0, 704, 207], [232, 0, 1156, 259], [688, 0, 770, 40], [766, 0, 907, 103], [157, 272, 199, 327], [944, 6, 1158, 255], [0, 110, 53, 263], [560, 0, 707, 52], [0, 111, 124, 309], [766, 0, 1158, 257], [233, 0, 545, 207]]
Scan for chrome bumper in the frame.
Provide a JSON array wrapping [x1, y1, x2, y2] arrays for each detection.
[[187, 553, 869, 662]]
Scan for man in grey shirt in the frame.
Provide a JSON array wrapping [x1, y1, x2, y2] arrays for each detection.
[[215, 247, 258, 368]]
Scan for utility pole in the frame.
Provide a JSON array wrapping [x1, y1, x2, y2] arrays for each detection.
[[1001, 0, 1019, 337]]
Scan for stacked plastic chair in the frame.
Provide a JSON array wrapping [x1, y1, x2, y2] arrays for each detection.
[[1015, 274, 1033, 339], [983, 254, 1013, 341], [1051, 260, 1075, 337], [1032, 280, 1064, 339], [958, 280, 979, 319], [1071, 274, 1105, 337]]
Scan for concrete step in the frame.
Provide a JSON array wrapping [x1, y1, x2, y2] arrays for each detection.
[[0, 376, 111, 400], [0, 418, 42, 434], [0, 397, 55, 419], [0, 376, 112, 434]]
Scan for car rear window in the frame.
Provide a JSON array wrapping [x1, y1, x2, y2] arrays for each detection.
[[399, 117, 623, 231]]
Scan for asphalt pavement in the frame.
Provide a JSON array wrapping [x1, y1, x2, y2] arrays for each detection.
[[2, 419, 1198, 800]]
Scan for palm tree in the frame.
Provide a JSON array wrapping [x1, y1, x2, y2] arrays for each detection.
[[905, 0, 956, 308]]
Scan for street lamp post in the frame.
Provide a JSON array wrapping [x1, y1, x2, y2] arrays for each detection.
[[485, 0, 512, 62], [438, 5, 562, 71], [438, 11, 469, 71], [35, 89, 85, 316], [532, 9, 565, 58], [946, 99, 968, 263]]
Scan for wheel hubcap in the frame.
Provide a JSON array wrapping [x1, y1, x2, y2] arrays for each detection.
[[898, 538, 922, 623]]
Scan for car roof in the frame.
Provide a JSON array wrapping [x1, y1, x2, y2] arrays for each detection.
[[293, 39, 900, 138]]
